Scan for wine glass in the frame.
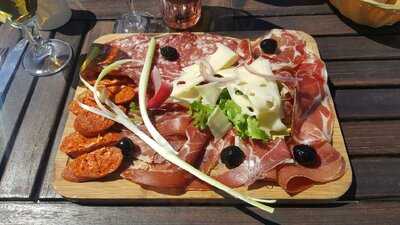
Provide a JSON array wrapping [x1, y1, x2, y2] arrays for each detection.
[[0, 0, 72, 77], [114, 0, 149, 33]]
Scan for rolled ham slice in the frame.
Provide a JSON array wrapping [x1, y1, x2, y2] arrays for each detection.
[[277, 142, 346, 194]]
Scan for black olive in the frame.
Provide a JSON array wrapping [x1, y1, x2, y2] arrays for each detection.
[[235, 90, 244, 95], [220, 145, 245, 169], [160, 46, 179, 61], [116, 137, 135, 156], [213, 74, 223, 78], [293, 144, 318, 167], [260, 38, 278, 54]]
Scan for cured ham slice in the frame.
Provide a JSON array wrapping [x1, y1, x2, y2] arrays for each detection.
[[121, 110, 210, 188], [199, 130, 292, 188], [253, 29, 307, 71], [277, 142, 346, 194], [122, 112, 192, 164]]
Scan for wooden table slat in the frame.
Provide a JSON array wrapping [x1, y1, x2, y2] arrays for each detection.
[[232, 0, 334, 16], [345, 158, 400, 200], [341, 120, 400, 156], [327, 60, 400, 88], [213, 14, 400, 36], [335, 89, 400, 120], [2, 201, 400, 225], [0, 29, 47, 179], [0, 21, 87, 199]]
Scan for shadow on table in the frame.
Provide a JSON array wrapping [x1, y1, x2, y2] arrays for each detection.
[[55, 10, 97, 36], [252, 0, 325, 6], [188, 6, 284, 32], [200, 4, 400, 49]]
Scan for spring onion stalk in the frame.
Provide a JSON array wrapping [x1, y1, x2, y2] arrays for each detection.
[[78, 39, 275, 213], [138, 37, 178, 155]]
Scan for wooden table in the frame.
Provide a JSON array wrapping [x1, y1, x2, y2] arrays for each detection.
[[1, 1, 400, 224]]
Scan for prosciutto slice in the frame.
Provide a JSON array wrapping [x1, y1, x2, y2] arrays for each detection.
[[121, 113, 210, 188], [198, 130, 292, 188], [277, 142, 346, 194], [253, 29, 307, 71]]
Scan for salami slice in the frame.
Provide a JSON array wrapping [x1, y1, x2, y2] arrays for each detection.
[[61, 132, 123, 158], [74, 111, 115, 137], [63, 147, 123, 182], [112, 85, 136, 104]]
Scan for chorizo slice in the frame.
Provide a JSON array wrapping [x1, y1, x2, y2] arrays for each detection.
[[63, 146, 123, 182], [112, 86, 136, 104], [74, 111, 115, 137], [60, 132, 123, 158], [69, 98, 97, 116], [69, 91, 97, 116]]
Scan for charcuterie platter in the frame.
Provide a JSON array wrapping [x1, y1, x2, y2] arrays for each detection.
[[53, 30, 352, 204]]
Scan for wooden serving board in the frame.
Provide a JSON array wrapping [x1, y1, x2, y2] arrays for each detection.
[[53, 31, 352, 201]]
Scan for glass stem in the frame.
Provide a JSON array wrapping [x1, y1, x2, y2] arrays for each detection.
[[20, 17, 52, 61], [129, 0, 136, 13]]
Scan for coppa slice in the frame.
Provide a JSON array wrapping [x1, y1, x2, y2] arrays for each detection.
[[60, 132, 123, 158], [63, 146, 123, 182]]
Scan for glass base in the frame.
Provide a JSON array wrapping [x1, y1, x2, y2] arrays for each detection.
[[23, 39, 72, 77], [114, 12, 149, 33]]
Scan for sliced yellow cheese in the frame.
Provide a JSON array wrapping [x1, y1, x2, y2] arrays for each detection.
[[195, 82, 222, 106], [171, 76, 204, 103], [207, 107, 232, 139], [226, 58, 287, 132], [207, 43, 239, 71]]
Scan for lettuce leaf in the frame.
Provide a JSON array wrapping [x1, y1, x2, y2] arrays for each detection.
[[189, 88, 269, 140], [189, 101, 214, 130], [218, 88, 269, 140], [247, 117, 268, 140]]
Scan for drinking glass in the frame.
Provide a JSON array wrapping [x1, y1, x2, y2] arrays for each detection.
[[0, 0, 72, 76], [114, 0, 149, 33], [160, 0, 201, 30]]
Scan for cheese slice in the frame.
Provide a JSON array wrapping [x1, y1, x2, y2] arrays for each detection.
[[171, 76, 204, 102], [195, 82, 222, 106], [207, 43, 239, 71], [226, 58, 286, 132]]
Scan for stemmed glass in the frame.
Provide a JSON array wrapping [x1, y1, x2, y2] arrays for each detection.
[[114, 0, 170, 33], [0, 0, 72, 77], [114, 0, 149, 33]]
